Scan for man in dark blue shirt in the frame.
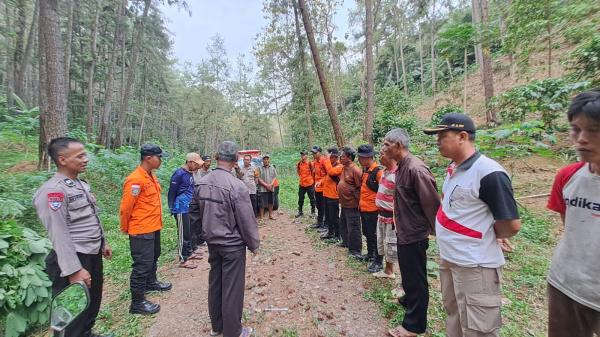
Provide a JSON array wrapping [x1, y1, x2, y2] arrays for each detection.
[[168, 153, 204, 269]]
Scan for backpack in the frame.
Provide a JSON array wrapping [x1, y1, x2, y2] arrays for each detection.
[[365, 166, 383, 192]]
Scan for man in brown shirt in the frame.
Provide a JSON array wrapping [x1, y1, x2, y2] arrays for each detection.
[[337, 147, 364, 259], [189, 141, 259, 337], [382, 128, 440, 337]]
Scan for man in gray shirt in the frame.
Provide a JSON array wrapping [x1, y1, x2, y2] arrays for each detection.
[[235, 154, 258, 216], [33, 137, 112, 337], [189, 141, 259, 337], [257, 154, 277, 220]]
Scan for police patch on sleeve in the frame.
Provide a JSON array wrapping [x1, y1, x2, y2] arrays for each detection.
[[47, 192, 64, 211], [131, 184, 141, 196]]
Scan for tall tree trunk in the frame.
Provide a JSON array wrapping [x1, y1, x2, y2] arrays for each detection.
[[430, 0, 437, 97], [272, 80, 285, 148], [298, 0, 345, 147], [86, 0, 102, 139], [546, 0, 552, 78], [115, 0, 150, 148], [463, 48, 468, 112], [98, 0, 125, 147], [364, 0, 375, 144], [446, 58, 454, 80], [472, 0, 483, 67], [292, 0, 314, 147], [38, 0, 67, 169], [138, 58, 147, 147], [17, 0, 38, 105], [5, 3, 14, 109], [12, 0, 26, 101], [63, 0, 74, 104], [418, 26, 425, 96], [398, 14, 408, 96], [478, 0, 496, 123]]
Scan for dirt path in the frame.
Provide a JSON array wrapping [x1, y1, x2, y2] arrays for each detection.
[[147, 213, 389, 337]]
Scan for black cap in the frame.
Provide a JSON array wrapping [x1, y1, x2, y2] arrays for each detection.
[[140, 144, 163, 157], [300, 150, 307, 155], [327, 147, 340, 156], [423, 113, 476, 135], [310, 146, 322, 154], [357, 144, 375, 157], [201, 155, 211, 161]]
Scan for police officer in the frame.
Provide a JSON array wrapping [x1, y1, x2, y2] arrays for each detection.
[[120, 144, 172, 315], [33, 137, 113, 337]]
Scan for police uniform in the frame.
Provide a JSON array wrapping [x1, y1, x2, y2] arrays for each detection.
[[33, 173, 106, 337]]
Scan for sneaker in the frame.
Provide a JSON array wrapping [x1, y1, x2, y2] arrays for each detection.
[[367, 261, 383, 273]]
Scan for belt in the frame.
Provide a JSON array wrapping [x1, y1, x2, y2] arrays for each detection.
[[378, 210, 393, 218]]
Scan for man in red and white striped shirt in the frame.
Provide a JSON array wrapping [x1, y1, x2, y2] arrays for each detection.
[[374, 149, 397, 278]]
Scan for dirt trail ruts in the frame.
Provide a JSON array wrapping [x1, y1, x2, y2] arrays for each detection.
[[147, 213, 389, 337]]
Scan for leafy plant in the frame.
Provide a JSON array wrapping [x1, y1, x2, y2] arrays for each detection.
[[373, 86, 415, 142], [490, 78, 590, 128], [0, 220, 53, 337], [431, 105, 465, 126], [568, 34, 600, 86]]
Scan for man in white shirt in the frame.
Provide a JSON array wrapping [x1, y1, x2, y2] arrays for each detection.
[[423, 113, 521, 337]]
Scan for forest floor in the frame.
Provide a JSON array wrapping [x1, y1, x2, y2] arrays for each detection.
[[146, 212, 390, 337]]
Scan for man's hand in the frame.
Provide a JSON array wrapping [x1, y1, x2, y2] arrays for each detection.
[[69, 268, 92, 288], [102, 244, 113, 259], [497, 238, 514, 253]]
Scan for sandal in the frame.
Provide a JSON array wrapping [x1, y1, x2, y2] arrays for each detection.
[[188, 253, 203, 260], [388, 326, 417, 337], [179, 261, 197, 269], [372, 271, 395, 279]]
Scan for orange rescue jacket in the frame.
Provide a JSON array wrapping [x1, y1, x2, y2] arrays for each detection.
[[322, 158, 342, 199], [359, 161, 383, 212], [120, 166, 163, 234], [313, 157, 327, 193], [297, 161, 314, 187]]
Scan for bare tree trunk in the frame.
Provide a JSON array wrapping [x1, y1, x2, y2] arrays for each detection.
[[5, 3, 14, 109], [86, 0, 102, 139], [393, 42, 400, 84], [63, 0, 74, 104], [398, 14, 408, 95], [298, 0, 345, 147], [17, 0, 38, 105], [430, 0, 437, 97], [138, 58, 147, 147], [418, 26, 425, 96], [12, 0, 26, 101], [463, 48, 468, 112], [115, 0, 150, 148], [472, 0, 483, 67], [546, 0, 552, 78], [292, 0, 314, 147], [98, 0, 125, 147], [38, 0, 67, 169], [479, 0, 496, 123], [364, 0, 375, 144], [446, 58, 454, 80]]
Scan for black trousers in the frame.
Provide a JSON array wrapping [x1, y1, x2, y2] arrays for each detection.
[[315, 191, 325, 224], [361, 211, 381, 261], [249, 194, 258, 216], [324, 197, 340, 238], [397, 239, 429, 334], [46, 250, 103, 337], [208, 245, 247, 337], [340, 207, 362, 254], [129, 230, 161, 298], [191, 211, 204, 250], [175, 213, 192, 262], [298, 185, 315, 213]]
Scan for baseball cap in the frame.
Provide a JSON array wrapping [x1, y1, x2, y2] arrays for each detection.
[[186, 152, 204, 166], [300, 150, 307, 155], [201, 155, 211, 161], [327, 147, 340, 156], [310, 146, 322, 154], [140, 144, 164, 157], [217, 141, 239, 162], [423, 113, 476, 135], [357, 144, 375, 157], [262, 153, 271, 159]]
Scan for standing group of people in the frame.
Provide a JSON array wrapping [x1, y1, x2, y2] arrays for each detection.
[[33, 89, 599, 337]]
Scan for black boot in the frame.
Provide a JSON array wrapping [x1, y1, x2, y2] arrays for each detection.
[[295, 211, 304, 218], [367, 254, 383, 273], [130, 292, 160, 315], [146, 280, 172, 292]]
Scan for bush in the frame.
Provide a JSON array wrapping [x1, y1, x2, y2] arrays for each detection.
[[431, 105, 465, 126], [490, 78, 590, 128], [568, 34, 600, 86], [373, 86, 415, 142], [0, 220, 53, 337]]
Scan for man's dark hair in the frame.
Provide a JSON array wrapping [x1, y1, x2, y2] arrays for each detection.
[[567, 88, 600, 122], [243, 154, 252, 160], [48, 137, 83, 166], [341, 146, 356, 161]]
